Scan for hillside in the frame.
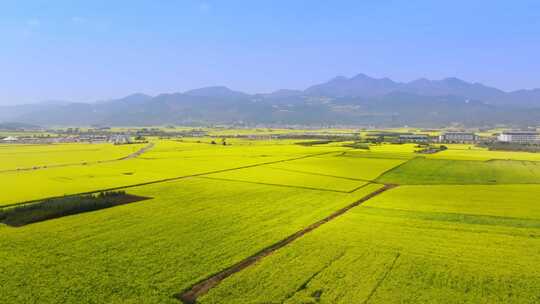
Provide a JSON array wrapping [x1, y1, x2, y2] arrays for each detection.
[[1, 74, 540, 127]]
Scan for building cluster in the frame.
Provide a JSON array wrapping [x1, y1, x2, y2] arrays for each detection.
[[397, 134, 430, 143], [497, 131, 540, 144], [395, 132, 479, 144], [1, 134, 133, 145], [396, 130, 540, 145], [238, 132, 359, 141], [438, 132, 478, 143]]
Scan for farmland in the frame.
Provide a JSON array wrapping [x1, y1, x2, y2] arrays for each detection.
[[1, 136, 539, 303], [0, 142, 146, 171], [377, 157, 540, 185], [0, 175, 382, 303], [201, 185, 540, 303]]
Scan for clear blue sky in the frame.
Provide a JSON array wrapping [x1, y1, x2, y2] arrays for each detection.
[[1, 0, 539, 104]]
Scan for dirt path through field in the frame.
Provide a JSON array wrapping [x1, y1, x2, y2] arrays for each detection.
[[174, 184, 398, 304], [119, 143, 155, 160]]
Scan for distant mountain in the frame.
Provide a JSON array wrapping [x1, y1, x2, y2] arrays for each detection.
[[265, 89, 304, 98], [305, 74, 399, 97], [402, 77, 504, 101], [305, 74, 507, 102], [114, 93, 153, 104], [0, 122, 42, 131], [503, 89, 540, 107], [38, 100, 73, 106], [1, 74, 539, 127], [184, 86, 249, 99]]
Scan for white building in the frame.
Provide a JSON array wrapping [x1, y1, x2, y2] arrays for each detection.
[[439, 132, 477, 143], [498, 131, 540, 144], [110, 135, 132, 145], [2, 136, 18, 142]]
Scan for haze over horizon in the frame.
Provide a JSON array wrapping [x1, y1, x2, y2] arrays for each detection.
[[2, 0, 539, 105]]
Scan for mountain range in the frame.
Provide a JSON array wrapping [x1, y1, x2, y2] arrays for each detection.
[[1, 74, 540, 127]]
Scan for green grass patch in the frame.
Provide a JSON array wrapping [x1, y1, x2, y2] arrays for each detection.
[[364, 185, 540, 219], [377, 158, 540, 184], [361, 206, 540, 229]]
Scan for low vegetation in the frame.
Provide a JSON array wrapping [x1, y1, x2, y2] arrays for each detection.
[[414, 144, 447, 154], [0, 191, 147, 227], [342, 141, 370, 149]]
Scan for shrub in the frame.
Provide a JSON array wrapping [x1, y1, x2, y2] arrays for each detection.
[[0, 191, 145, 227]]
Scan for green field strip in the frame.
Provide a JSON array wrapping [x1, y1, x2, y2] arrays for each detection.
[[376, 158, 540, 185], [0, 150, 340, 209], [262, 166, 375, 183], [362, 207, 540, 230], [197, 176, 376, 193], [484, 158, 540, 164], [0, 147, 104, 153], [341, 151, 415, 160], [175, 184, 394, 304], [197, 176, 356, 193], [0, 144, 130, 153], [0, 143, 154, 174], [348, 182, 378, 193]]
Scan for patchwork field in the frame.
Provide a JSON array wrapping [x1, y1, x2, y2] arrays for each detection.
[[0, 176, 382, 303], [1, 137, 539, 304], [200, 185, 540, 304], [0, 140, 343, 205]]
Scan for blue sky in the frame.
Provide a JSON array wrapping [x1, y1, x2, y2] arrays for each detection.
[[1, 0, 539, 104]]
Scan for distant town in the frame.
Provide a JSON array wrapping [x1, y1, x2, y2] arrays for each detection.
[[1, 126, 539, 149]]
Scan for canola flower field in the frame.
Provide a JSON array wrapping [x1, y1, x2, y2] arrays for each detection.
[[0, 136, 539, 303]]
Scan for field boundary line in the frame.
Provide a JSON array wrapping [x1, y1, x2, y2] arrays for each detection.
[[199, 176, 377, 194], [340, 151, 413, 160], [118, 143, 155, 160], [197, 176, 354, 193], [0, 150, 339, 209], [263, 166, 375, 183], [347, 182, 375, 193], [362, 252, 400, 304], [365, 206, 540, 229], [0, 143, 154, 174], [484, 158, 540, 163], [373, 156, 422, 182], [377, 182, 540, 186], [280, 251, 347, 303], [174, 184, 398, 304]]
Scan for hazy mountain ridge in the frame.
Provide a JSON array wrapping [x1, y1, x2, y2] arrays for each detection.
[[2, 74, 540, 127]]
